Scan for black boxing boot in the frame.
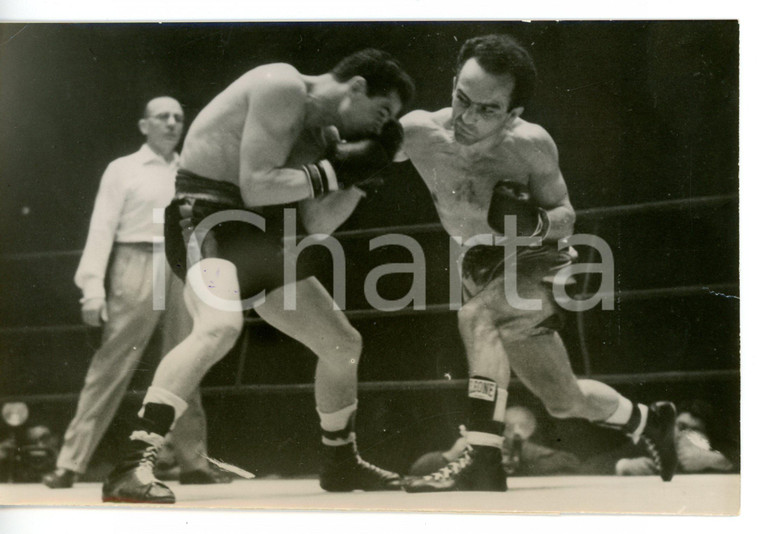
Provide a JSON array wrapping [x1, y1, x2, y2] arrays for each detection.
[[406, 376, 509, 493], [318, 408, 402, 492], [639, 401, 678, 482], [102, 403, 176, 503], [319, 441, 403, 492], [405, 444, 507, 493]]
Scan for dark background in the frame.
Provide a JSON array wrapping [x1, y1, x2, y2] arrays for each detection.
[[0, 21, 739, 477]]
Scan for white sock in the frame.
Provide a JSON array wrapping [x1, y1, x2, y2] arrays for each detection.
[[494, 388, 508, 423], [318, 401, 358, 446], [631, 404, 649, 443], [466, 431, 504, 448]]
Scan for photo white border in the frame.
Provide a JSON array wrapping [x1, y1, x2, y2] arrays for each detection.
[[0, 1, 754, 532]]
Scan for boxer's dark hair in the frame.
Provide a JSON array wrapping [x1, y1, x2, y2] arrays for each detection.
[[456, 34, 537, 111], [332, 49, 415, 106]]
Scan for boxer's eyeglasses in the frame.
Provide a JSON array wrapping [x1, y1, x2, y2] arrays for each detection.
[[148, 112, 185, 123]]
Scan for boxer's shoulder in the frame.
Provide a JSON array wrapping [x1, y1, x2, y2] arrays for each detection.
[[240, 63, 308, 104], [510, 118, 553, 142], [401, 108, 448, 129], [235, 64, 310, 126], [400, 108, 450, 145], [245, 62, 303, 84], [506, 118, 559, 171]]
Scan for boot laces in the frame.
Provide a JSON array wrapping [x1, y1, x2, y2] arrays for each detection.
[[355, 455, 395, 479], [426, 446, 473, 481], [128, 430, 164, 483], [641, 435, 662, 471]]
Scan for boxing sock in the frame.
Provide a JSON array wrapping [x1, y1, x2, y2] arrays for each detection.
[[132, 403, 175, 441], [601, 397, 649, 443], [139, 386, 188, 424], [318, 401, 358, 446], [466, 376, 508, 449], [129, 386, 188, 447]]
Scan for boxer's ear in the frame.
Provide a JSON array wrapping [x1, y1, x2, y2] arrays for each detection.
[[505, 106, 524, 126], [348, 76, 368, 95]]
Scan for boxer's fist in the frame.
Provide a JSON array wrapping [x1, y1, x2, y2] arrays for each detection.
[[305, 121, 403, 197], [331, 119, 403, 174], [329, 138, 389, 181], [375, 119, 404, 160], [303, 119, 404, 197], [81, 297, 108, 327], [487, 180, 547, 237]]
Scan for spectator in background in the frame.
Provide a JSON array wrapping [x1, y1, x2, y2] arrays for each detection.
[[43, 97, 229, 489], [1, 425, 59, 482], [408, 406, 580, 478]]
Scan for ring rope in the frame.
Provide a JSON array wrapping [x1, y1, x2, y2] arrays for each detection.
[[0, 369, 738, 406], [0, 194, 737, 262]]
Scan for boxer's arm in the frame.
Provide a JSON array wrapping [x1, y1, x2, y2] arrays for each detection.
[[393, 147, 410, 163], [298, 187, 366, 235], [526, 134, 575, 242], [239, 76, 318, 207], [393, 111, 418, 163]]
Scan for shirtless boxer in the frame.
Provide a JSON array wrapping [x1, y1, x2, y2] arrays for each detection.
[[102, 49, 414, 503], [395, 34, 677, 492]]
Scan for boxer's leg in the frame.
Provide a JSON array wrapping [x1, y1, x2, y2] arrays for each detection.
[[406, 259, 510, 493], [256, 277, 401, 491], [257, 278, 360, 414], [457, 295, 510, 442], [505, 331, 676, 481], [102, 258, 244, 503], [501, 260, 676, 481], [152, 258, 244, 398], [160, 268, 222, 480]]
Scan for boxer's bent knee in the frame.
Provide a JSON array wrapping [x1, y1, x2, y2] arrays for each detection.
[[331, 326, 363, 360], [339, 327, 363, 358], [190, 310, 244, 356], [314, 326, 362, 368]]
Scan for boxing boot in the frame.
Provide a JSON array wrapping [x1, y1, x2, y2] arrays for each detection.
[[319, 441, 403, 492], [102, 403, 176, 504], [639, 401, 678, 482], [404, 444, 507, 493]]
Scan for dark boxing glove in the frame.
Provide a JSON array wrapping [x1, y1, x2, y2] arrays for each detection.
[[487, 179, 549, 237], [373, 118, 405, 159], [302, 120, 403, 197]]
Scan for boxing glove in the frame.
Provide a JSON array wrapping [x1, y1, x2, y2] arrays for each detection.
[[487, 179, 548, 237], [303, 120, 403, 197]]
